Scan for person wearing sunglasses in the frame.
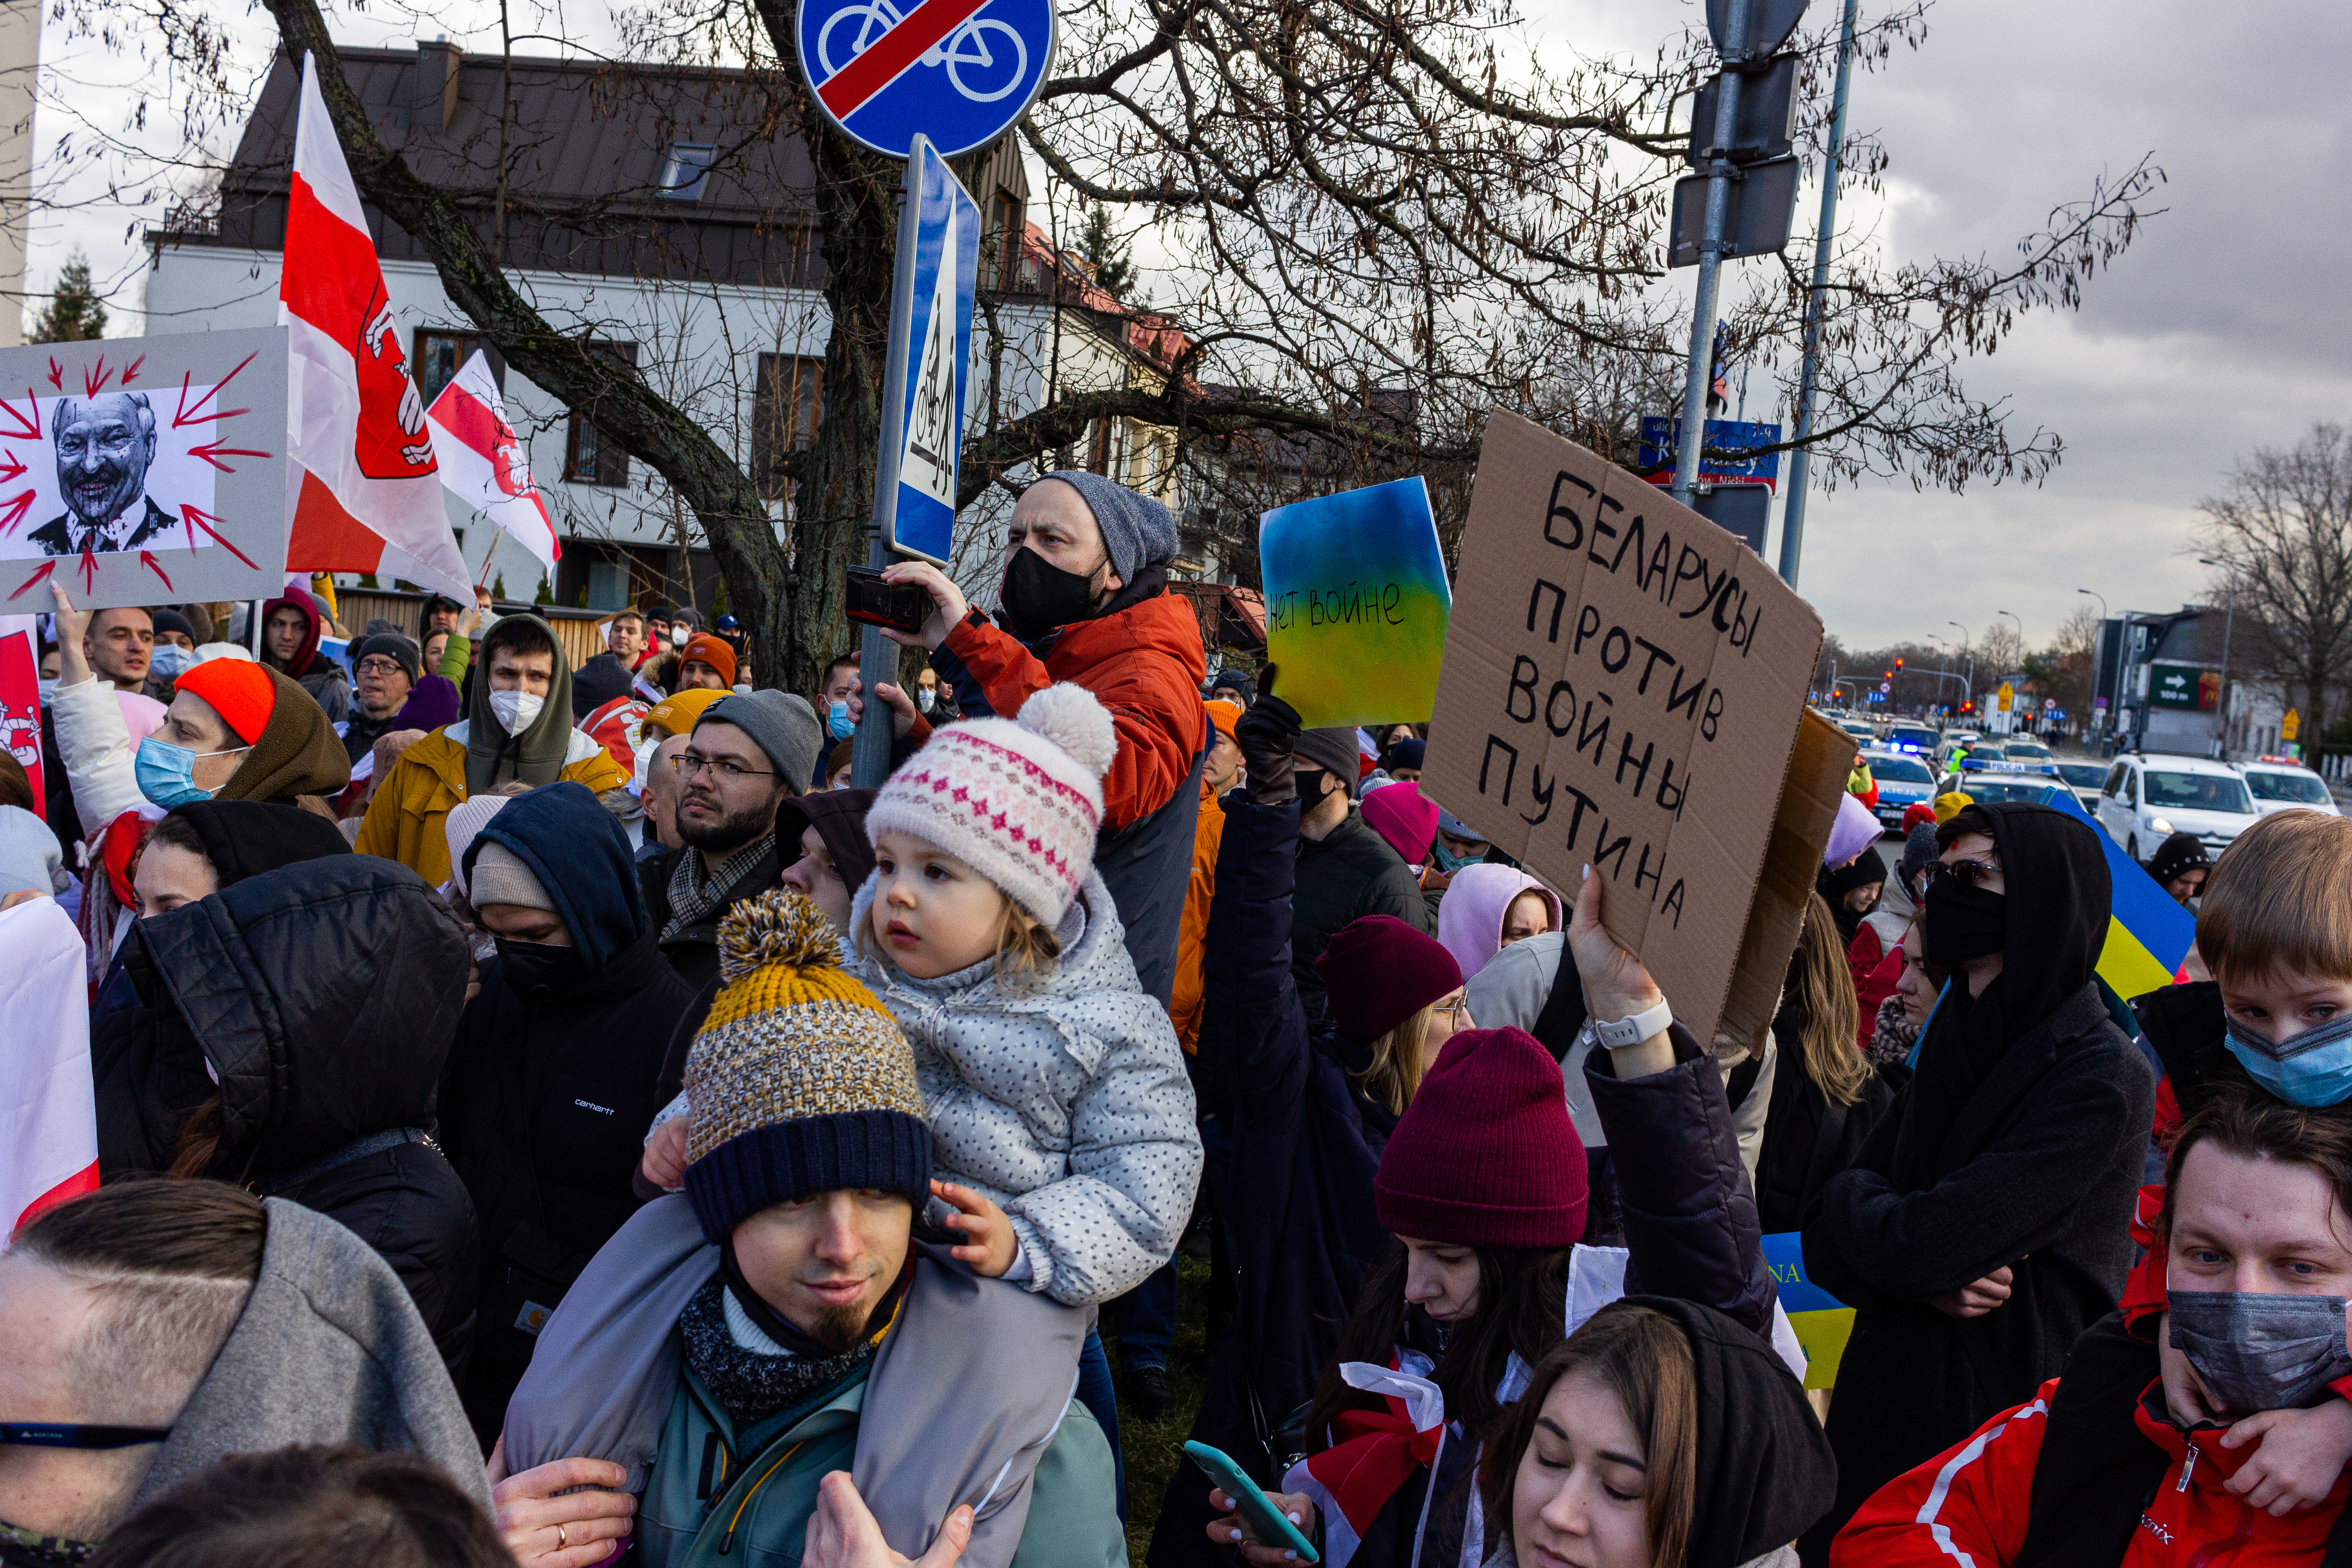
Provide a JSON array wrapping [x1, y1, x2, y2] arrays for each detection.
[[1798, 800, 2155, 1558]]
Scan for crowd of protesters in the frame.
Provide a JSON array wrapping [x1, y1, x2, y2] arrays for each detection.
[[9, 472, 2352, 1568]]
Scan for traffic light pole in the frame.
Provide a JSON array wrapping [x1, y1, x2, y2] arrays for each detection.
[[1774, 0, 1857, 588], [1670, 0, 1753, 506]]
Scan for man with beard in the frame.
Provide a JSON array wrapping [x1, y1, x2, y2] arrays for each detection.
[[492, 893, 1122, 1568], [637, 689, 823, 990], [30, 393, 174, 556]]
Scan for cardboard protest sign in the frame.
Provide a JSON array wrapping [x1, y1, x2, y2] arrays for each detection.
[[1259, 477, 1452, 730], [0, 328, 289, 613], [1421, 412, 1842, 1046]]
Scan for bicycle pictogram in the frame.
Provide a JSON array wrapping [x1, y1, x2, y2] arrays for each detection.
[[816, 1, 1029, 103]]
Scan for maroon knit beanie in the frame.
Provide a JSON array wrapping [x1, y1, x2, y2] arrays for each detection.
[[1374, 1027, 1588, 1248], [1316, 915, 1462, 1046]]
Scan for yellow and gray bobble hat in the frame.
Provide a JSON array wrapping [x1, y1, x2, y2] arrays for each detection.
[[682, 890, 930, 1243]]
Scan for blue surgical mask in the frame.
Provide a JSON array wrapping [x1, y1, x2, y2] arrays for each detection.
[[2224, 1011, 2352, 1109], [149, 644, 194, 682], [1431, 839, 1470, 875], [828, 700, 854, 742], [135, 735, 247, 810]]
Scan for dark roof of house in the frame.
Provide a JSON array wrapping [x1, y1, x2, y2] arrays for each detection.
[[157, 43, 1027, 290]]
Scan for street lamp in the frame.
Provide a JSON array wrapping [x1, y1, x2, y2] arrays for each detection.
[[2199, 558, 2235, 758], [2077, 590, 2111, 739], [1947, 620, 1975, 710], [1997, 610, 2025, 733]]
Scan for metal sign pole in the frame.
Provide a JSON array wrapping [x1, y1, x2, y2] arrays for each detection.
[[1775, 0, 1857, 587], [850, 142, 927, 791], [1671, 0, 1753, 505]]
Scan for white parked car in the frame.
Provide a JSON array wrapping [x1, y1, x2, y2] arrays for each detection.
[[2239, 756, 2342, 818], [2093, 753, 2260, 864]]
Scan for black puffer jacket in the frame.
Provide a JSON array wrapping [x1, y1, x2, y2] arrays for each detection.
[[1290, 808, 1434, 1019], [90, 856, 480, 1372], [439, 783, 697, 1441]]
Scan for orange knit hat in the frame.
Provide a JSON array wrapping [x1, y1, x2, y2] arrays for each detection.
[[174, 659, 277, 745]]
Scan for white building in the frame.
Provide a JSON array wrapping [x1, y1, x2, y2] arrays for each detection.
[[144, 41, 1199, 617]]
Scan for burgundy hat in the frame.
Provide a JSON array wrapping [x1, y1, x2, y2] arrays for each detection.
[[1375, 1027, 1588, 1249], [1316, 915, 1461, 1047]]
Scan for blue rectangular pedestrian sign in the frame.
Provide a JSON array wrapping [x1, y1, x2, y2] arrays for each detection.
[[875, 137, 980, 566]]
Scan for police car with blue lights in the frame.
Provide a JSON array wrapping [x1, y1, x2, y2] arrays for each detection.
[[1860, 748, 1938, 828]]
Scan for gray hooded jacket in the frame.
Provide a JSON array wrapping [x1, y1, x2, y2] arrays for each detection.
[[132, 1197, 490, 1514]]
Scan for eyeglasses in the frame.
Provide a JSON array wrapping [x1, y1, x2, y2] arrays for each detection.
[[0, 1423, 172, 1449], [354, 658, 407, 677], [1931, 856, 2002, 890], [673, 752, 776, 782], [1433, 999, 1475, 1026]]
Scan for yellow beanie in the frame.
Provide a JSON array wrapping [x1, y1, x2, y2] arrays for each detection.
[[681, 892, 930, 1241], [1933, 791, 1975, 824]]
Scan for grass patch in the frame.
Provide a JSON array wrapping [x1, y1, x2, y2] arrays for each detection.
[[1114, 1254, 1214, 1564]]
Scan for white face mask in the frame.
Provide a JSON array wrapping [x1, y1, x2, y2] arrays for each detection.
[[488, 688, 544, 736]]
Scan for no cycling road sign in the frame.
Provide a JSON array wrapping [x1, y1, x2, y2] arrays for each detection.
[[798, 0, 1056, 159]]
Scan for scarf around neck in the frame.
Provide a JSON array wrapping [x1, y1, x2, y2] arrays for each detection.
[[662, 831, 775, 941]]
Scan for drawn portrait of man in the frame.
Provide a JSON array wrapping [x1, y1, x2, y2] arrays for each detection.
[[29, 391, 176, 556]]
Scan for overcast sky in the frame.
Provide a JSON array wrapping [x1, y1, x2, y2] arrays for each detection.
[[26, 0, 2350, 657]]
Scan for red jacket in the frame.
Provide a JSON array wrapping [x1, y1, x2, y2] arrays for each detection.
[[941, 593, 1208, 831], [1834, 1375, 2352, 1567]]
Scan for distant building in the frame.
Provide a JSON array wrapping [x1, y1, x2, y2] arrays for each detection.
[[0, 0, 35, 348]]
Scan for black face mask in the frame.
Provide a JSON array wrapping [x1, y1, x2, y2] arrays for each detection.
[[495, 936, 586, 997], [1923, 878, 2006, 967], [1000, 546, 1102, 641]]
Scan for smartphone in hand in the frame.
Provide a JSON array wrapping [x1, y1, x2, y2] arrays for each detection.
[[1185, 1441, 1319, 1563], [845, 566, 931, 634]]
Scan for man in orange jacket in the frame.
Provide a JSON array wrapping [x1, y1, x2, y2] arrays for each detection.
[[882, 470, 1209, 1004], [1171, 697, 1245, 1051]]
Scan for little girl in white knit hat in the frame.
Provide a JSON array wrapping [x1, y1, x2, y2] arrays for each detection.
[[853, 680, 1201, 1309]]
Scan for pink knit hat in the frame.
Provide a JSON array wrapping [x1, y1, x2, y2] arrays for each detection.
[[1360, 780, 1440, 867], [866, 683, 1117, 926], [1374, 1027, 1588, 1248]]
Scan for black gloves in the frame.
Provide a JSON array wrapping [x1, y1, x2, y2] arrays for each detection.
[[1234, 682, 1304, 807]]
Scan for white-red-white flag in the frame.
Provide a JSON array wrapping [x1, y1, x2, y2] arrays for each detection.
[[280, 53, 471, 600], [0, 897, 94, 1236], [425, 350, 561, 573]]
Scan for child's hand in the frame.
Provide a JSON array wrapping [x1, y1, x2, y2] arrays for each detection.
[[642, 1118, 688, 1191], [931, 1179, 1016, 1276], [2221, 1397, 2352, 1515]]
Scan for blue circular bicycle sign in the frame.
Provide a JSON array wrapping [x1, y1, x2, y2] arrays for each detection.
[[797, 0, 1056, 160]]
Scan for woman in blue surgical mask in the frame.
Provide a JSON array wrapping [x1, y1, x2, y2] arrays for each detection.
[[1840, 1083, 2352, 1559]]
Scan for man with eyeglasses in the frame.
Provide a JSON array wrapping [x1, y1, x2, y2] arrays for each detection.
[[0, 1181, 487, 1564], [637, 689, 824, 990], [339, 630, 421, 766], [1798, 800, 2152, 1556]]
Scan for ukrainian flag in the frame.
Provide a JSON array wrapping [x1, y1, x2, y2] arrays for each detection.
[[1762, 1232, 1852, 1390], [2036, 786, 2196, 1000]]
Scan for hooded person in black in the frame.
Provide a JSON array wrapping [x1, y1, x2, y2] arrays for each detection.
[[1817, 854, 1885, 949], [152, 798, 352, 886], [88, 855, 481, 1372], [1797, 801, 2154, 1560], [437, 781, 698, 1442]]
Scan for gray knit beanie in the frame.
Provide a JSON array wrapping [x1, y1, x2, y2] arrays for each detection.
[[469, 840, 556, 913], [1901, 821, 1942, 885], [701, 691, 823, 794], [1042, 469, 1178, 584]]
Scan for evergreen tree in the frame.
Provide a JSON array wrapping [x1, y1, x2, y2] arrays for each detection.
[[1079, 207, 1136, 304], [31, 253, 107, 343]]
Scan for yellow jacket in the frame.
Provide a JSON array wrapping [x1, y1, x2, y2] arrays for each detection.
[[354, 723, 632, 887], [1169, 778, 1227, 1052]]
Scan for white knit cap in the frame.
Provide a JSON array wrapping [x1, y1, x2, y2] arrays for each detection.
[[866, 683, 1117, 926], [443, 792, 514, 898]]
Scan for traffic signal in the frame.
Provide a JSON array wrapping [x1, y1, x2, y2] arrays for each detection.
[[1883, 669, 1893, 680], [1961, 701, 1974, 714], [1894, 657, 1904, 669]]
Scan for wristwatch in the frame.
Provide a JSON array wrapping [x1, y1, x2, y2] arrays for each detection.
[[1588, 996, 1674, 1049]]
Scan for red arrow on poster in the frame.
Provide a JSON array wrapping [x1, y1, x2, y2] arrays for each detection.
[[6, 559, 54, 601], [180, 503, 259, 569], [0, 491, 34, 537], [172, 351, 257, 428], [138, 551, 175, 591], [0, 393, 40, 442], [187, 439, 271, 473], [0, 452, 27, 486]]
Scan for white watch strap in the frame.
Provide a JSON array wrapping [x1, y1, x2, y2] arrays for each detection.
[[1592, 996, 1673, 1049]]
